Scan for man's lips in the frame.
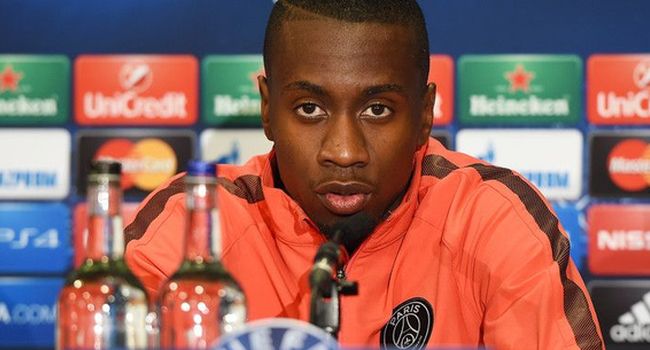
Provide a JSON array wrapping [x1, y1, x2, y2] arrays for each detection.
[[315, 182, 373, 215]]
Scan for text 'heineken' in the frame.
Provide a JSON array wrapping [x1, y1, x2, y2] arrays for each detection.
[[159, 160, 247, 348], [56, 160, 156, 349]]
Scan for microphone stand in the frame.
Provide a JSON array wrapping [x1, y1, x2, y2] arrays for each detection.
[[309, 232, 359, 339]]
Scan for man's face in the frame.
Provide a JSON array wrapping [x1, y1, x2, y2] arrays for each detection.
[[259, 17, 434, 232]]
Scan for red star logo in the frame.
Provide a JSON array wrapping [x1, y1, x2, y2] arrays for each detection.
[[249, 66, 265, 91], [0, 65, 23, 92], [505, 64, 534, 93]]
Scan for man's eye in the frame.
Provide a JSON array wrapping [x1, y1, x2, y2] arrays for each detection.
[[295, 103, 325, 119], [361, 104, 392, 119]]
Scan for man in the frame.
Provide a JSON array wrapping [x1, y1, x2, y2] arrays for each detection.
[[125, 0, 604, 348]]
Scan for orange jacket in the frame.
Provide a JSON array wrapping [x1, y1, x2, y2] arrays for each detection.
[[124, 138, 604, 349]]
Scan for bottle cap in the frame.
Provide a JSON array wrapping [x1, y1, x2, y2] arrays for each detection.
[[90, 159, 121, 175], [187, 160, 217, 177]]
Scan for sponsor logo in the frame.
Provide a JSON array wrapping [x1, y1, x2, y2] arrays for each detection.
[[588, 205, 650, 275], [0, 203, 70, 274], [0, 129, 69, 199], [380, 297, 433, 350], [75, 55, 197, 125], [94, 138, 177, 191], [610, 291, 650, 343], [200, 129, 273, 165], [459, 55, 581, 125], [0, 302, 56, 325], [588, 55, 650, 124], [456, 129, 583, 200], [76, 129, 195, 197], [0, 55, 69, 124], [73, 203, 138, 267], [427, 55, 454, 125], [202, 55, 264, 126], [589, 280, 650, 347], [0, 278, 63, 347], [215, 318, 337, 350], [607, 139, 650, 192], [590, 133, 650, 197]]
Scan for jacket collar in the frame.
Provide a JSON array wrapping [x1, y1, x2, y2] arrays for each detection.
[[256, 141, 429, 252]]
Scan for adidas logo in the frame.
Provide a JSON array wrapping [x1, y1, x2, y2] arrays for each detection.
[[610, 291, 650, 343]]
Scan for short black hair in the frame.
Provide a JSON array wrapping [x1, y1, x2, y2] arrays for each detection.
[[263, 0, 430, 86]]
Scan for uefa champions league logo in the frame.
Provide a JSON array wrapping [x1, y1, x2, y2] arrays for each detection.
[[214, 318, 338, 350]]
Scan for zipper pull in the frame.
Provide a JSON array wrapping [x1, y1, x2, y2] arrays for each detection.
[[337, 267, 346, 280]]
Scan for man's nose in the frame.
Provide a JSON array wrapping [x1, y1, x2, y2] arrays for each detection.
[[317, 113, 370, 168]]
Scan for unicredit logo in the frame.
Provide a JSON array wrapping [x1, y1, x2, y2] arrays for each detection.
[[592, 56, 650, 121], [607, 139, 650, 191], [610, 291, 650, 343], [75, 55, 198, 125], [83, 61, 186, 120], [633, 60, 650, 90]]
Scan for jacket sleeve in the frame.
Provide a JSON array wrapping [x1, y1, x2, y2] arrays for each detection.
[[124, 173, 186, 299], [468, 181, 604, 350]]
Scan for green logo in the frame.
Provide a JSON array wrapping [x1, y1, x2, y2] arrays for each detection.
[[202, 55, 264, 126], [0, 55, 69, 125], [459, 55, 582, 125]]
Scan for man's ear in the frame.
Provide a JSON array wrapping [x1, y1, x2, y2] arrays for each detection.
[[417, 82, 436, 147], [258, 75, 274, 141]]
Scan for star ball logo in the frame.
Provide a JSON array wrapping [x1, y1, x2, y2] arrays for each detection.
[[93, 138, 177, 192], [607, 139, 650, 192]]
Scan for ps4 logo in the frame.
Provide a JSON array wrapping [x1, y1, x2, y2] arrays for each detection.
[[0, 228, 59, 249], [215, 141, 241, 165]]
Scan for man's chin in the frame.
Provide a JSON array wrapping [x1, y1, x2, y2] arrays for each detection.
[[315, 212, 379, 254]]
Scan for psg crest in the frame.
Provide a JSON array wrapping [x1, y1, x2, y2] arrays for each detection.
[[214, 318, 338, 350], [380, 297, 434, 350]]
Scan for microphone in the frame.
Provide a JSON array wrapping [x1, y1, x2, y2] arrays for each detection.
[[309, 229, 347, 298]]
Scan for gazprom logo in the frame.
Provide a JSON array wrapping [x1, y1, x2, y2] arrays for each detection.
[[0, 170, 57, 189]]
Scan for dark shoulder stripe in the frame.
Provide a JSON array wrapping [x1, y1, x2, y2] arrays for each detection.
[[421, 154, 459, 178], [124, 175, 185, 245], [467, 163, 602, 350], [217, 174, 264, 204], [125, 174, 265, 245], [420, 154, 601, 349]]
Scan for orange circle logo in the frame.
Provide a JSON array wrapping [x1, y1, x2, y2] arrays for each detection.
[[607, 139, 650, 191], [94, 138, 177, 191]]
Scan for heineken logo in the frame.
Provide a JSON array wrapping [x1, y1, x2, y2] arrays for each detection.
[[0, 65, 22, 93], [203, 55, 264, 126], [459, 55, 581, 125], [0, 56, 69, 123], [505, 64, 534, 93]]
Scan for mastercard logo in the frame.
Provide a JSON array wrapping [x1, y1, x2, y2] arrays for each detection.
[[607, 139, 650, 191], [94, 138, 177, 191]]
